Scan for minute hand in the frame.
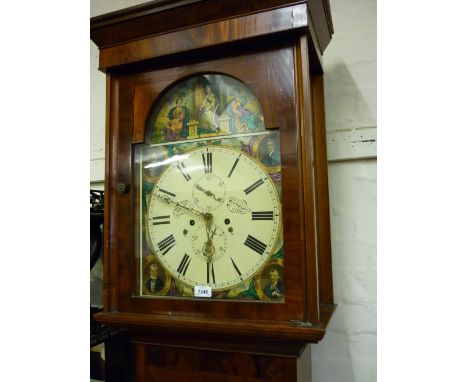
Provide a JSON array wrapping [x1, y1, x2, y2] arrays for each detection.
[[154, 193, 205, 217]]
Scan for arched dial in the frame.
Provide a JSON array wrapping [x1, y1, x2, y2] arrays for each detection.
[[147, 146, 281, 291]]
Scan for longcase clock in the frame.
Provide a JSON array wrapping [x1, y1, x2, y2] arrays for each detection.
[[91, 1, 335, 381]]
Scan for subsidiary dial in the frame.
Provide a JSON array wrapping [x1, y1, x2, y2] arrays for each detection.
[[191, 223, 227, 262]]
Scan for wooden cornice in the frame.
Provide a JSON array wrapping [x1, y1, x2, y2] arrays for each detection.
[[90, 0, 333, 71]]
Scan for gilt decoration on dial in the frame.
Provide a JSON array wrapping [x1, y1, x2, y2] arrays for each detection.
[[135, 74, 285, 302]]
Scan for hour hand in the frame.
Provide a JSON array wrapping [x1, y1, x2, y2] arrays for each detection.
[[195, 184, 223, 202]]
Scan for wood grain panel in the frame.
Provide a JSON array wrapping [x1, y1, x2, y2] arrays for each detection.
[[136, 344, 298, 382], [132, 331, 306, 357], [97, 4, 308, 70], [294, 36, 320, 324], [104, 74, 120, 312], [307, 0, 333, 52], [91, 0, 333, 54], [310, 75, 334, 304], [96, 311, 329, 343]]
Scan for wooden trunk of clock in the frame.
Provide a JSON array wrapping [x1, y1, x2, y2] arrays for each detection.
[[91, 1, 335, 381], [133, 341, 311, 382], [105, 329, 315, 382]]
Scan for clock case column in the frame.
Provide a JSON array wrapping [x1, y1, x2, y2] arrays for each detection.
[[91, 1, 335, 381]]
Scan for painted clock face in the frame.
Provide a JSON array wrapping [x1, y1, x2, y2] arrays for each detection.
[[147, 146, 281, 291], [136, 73, 285, 301]]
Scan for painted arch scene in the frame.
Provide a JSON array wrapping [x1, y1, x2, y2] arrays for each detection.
[[147, 74, 267, 144]]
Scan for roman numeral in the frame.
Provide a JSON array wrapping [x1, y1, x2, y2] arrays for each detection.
[[231, 258, 243, 279], [177, 254, 191, 276], [202, 152, 212, 173], [151, 215, 171, 225], [244, 235, 267, 255], [157, 234, 176, 256], [207, 262, 215, 284], [176, 162, 191, 181], [251, 211, 274, 221], [244, 179, 264, 195], [158, 188, 176, 197], [228, 156, 240, 178]]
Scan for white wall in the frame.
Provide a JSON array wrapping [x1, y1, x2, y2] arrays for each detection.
[[90, 1, 377, 381], [90, 41, 105, 190], [315, 1, 377, 381]]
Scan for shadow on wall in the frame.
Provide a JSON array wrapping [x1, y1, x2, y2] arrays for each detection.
[[312, 156, 377, 382], [324, 59, 377, 132], [311, 57, 377, 382]]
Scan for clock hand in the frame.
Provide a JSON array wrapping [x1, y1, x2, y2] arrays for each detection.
[[204, 226, 217, 247], [154, 192, 205, 218], [202, 236, 215, 259], [209, 227, 217, 240], [202, 214, 216, 259], [195, 184, 223, 202], [203, 225, 219, 284]]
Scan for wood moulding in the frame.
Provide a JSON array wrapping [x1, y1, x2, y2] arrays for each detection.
[[94, 304, 335, 345], [90, 0, 333, 71]]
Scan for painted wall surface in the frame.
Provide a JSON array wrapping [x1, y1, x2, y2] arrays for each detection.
[[316, 1, 377, 381], [90, 1, 377, 381]]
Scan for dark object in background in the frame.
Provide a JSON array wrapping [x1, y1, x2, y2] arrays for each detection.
[[91, 190, 130, 381], [90, 190, 104, 269]]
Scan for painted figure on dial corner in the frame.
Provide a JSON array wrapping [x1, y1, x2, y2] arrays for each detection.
[[260, 137, 281, 167], [145, 263, 164, 294], [263, 268, 284, 299]]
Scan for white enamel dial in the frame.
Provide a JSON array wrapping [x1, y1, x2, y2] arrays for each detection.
[[147, 145, 281, 291]]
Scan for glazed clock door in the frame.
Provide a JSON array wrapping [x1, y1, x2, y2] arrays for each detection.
[[134, 74, 285, 302]]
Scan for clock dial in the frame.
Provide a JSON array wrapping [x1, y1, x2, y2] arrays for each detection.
[[147, 146, 281, 291]]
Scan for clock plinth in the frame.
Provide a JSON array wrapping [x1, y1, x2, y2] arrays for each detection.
[[91, 1, 335, 381]]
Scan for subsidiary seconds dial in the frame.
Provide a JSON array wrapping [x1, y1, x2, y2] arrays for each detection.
[[147, 146, 281, 291]]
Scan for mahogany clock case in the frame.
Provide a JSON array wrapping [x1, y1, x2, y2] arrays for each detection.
[[92, 0, 335, 345]]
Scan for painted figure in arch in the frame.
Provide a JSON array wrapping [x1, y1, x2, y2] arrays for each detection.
[[227, 95, 257, 133], [165, 93, 190, 141], [198, 83, 219, 132]]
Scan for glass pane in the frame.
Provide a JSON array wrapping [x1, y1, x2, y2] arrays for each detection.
[[134, 74, 284, 302]]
